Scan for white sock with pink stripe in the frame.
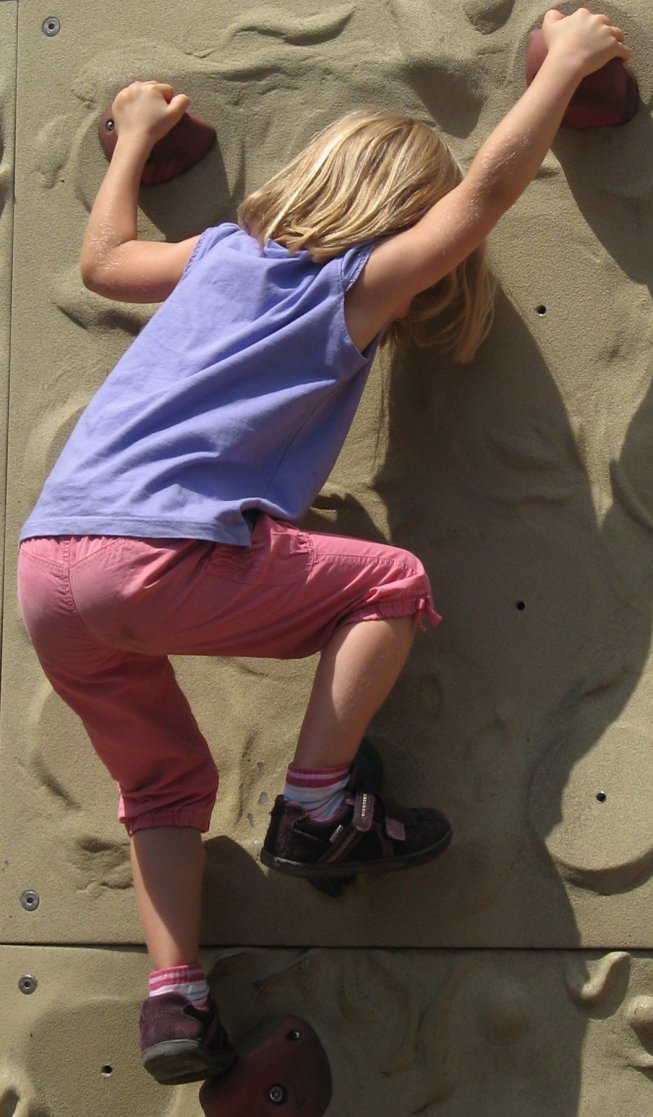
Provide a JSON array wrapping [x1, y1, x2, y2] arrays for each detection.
[[283, 762, 352, 821], [148, 965, 209, 1009]]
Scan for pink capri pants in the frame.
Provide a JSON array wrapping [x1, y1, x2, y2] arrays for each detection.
[[17, 515, 440, 835]]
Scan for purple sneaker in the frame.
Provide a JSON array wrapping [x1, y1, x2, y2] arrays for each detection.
[[261, 789, 452, 879], [139, 992, 237, 1085]]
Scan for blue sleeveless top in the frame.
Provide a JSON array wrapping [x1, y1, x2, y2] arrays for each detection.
[[21, 224, 380, 547]]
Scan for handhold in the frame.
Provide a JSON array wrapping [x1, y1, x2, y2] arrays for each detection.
[[98, 110, 216, 185], [525, 29, 638, 129], [199, 1016, 332, 1117]]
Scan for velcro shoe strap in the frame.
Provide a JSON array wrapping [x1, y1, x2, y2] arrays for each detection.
[[352, 791, 375, 832], [385, 816, 406, 842]]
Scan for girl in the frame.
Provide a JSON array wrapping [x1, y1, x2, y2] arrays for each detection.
[[17, 8, 627, 1087]]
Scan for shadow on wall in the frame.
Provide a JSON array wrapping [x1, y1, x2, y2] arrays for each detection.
[[300, 104, 653, 1104], [556, 105, 653, 293], [351, 8, 653, 1107], [376, 283, 652, 1112], [298, 284, 653, 1111], [199, 945, 653, 1116]]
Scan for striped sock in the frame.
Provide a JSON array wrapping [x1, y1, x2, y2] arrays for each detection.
[[148, 965, 209, 1009], [283, 762, 352, 821]]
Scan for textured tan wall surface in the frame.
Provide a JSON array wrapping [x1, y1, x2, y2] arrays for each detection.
[[4, 946, 653, 1115], [0, 0, 15, 605], [2, 0, 653, 1113]]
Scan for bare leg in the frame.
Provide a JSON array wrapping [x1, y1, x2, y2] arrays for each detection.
[[293, 616, 417, 769], [131, 827, 204, 970]]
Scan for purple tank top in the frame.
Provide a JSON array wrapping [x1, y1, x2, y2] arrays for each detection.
[[21, 224, 380, 546]]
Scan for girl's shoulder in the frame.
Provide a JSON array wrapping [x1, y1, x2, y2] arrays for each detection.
[[183, 221, 244, 271]]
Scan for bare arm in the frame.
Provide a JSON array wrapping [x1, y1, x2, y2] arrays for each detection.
[[346, 8, 630, 351], [80, 81, 200, 302]]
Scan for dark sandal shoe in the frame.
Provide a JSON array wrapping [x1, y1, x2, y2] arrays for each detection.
[[140, 992, 237, 1085], [261, 789, 452, 879]]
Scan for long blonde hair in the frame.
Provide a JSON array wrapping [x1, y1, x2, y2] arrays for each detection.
[[239, 111, 495, 364]]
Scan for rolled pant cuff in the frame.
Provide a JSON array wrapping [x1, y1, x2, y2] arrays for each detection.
[[121, 804, 214, 836], [343, 593, 442, 631]]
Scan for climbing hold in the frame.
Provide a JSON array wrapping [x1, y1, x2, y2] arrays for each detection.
[[199, 1016, 331, 1117], [525, 29, 638, 129], [98, 109, 217, 185]]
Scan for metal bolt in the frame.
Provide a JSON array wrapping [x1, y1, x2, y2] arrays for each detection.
[[18, 974, 38, 995], [20, 890, 40, 912], [286, 1029, 302, 1042], [42, 16, 61, 37], [268, 1084, 287, 1105]]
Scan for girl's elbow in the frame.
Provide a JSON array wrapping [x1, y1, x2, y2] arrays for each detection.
[[80, 257, 120, 298], [80, 237, 120, 294], [80, 258, 103, 294]]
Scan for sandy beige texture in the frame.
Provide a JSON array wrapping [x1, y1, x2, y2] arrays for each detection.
[[4, 945, 653, 1115], [2, 0, 653, 1112], [0, 0, 16, 617]]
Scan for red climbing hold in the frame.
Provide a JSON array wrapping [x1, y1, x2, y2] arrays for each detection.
[[525, 29, 638, 129], [199, 1016, 332, 1117], [98, 109, 216, 184]]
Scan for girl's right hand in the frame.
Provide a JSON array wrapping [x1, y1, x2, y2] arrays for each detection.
[[542, 8, 629, 80], [111, 80, 190, 147]]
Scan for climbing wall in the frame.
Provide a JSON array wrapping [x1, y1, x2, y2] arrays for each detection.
[[2, 0, 653, 1113]]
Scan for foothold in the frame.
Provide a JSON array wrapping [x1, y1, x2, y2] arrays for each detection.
[[199, 1016, 331, 1117], [18, 975, 38, 995], [525, 29, 638, 129], [20, 889, 40, 912], [98, 109, 217, 186]]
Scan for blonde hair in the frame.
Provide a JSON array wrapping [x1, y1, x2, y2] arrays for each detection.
[[239, 111, 495, 364]]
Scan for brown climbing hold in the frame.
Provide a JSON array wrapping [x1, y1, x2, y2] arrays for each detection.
[[199, 1016, 332, 1117], [525, 29, 638, 130], [98, 109, 216, 185]]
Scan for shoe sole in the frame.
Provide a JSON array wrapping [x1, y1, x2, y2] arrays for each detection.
[[260, 826, 452, 879], [142, 1039, 237, 1085]]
